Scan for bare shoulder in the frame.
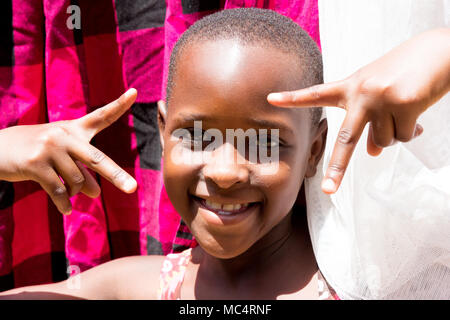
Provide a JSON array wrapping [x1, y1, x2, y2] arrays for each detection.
[[0, 255, 166, 300], [107, 254, 165, 300]]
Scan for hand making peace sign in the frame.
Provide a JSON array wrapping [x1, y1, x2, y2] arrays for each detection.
[[0, 89, 138, 215], [268, 28, 450, 194]]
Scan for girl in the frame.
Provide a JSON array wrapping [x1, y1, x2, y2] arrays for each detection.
[[0, 9, 448, 299]]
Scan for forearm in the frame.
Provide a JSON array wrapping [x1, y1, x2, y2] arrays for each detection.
[[419, 28, 450, 103], [426, 28, 450, 101], [392, 27, 450, 106], [0, 281, 84, 300]]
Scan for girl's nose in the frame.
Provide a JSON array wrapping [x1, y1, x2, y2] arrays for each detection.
[[202, 143, 249, 189]]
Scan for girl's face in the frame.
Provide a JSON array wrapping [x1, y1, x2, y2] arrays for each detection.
[[160, 40, 325, 259]]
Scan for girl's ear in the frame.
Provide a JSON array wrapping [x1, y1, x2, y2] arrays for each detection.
[[157, 100, 167, 155], [305, 118, 328, 178]]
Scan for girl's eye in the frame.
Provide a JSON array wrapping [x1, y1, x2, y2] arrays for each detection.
[[253, 134, 281, 149], [182, 128, 208, 149], [176, 128, 283, 151], [257, 139, 279, 148]]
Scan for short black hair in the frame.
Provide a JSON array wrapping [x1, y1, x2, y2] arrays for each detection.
[[166, 8, 323, 125]]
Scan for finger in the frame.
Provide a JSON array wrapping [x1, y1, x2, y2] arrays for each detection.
[[412, 123, 424, 138], [53, 154, 86, 197], [321, 110, 368, 194], [366, 113, 396, 156], [37, 168, 72, 215], [394, 114, 417, 142], [68, 141, 137, 194], [79, 88, 138, 140], [367, 123, 423, 156], [267, 81, 345, 108], [366, 124, 383, 156], [75, 161, 101, 198]]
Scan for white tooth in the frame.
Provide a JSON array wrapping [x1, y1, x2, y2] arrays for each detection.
[[233, 204, 242, 211], [205, 199, 213, 207], [223, 204, 234, 211], [211, 202, 222, 210]]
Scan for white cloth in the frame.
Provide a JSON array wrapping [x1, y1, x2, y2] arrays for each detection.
[[306, 0, 450, 299]]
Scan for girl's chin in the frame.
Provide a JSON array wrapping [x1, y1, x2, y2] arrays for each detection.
[[191, 227, 256, 260]]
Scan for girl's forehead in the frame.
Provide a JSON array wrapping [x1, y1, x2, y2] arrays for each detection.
[[174, 40, 303, 95], [170, 41, 304, 112], [165, 40, 313, 137]]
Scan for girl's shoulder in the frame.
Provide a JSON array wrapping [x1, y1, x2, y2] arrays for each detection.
[[118, 249, 195, 300], [102, 254, 166, 299]]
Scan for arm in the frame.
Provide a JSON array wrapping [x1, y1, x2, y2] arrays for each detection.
[[0, 255, 164, 300], [268, 27, 450, 193], [0, 89, 138, 214]]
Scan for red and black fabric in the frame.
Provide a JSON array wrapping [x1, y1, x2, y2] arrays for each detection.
[[0, 0, 169, 291]]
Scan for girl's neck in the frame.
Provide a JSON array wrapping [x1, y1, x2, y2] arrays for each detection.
[[191, 210, 319, 299]]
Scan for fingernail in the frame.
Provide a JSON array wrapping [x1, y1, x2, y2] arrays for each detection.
[[123, 179, 137, 193], [127, 88, 137, 97], [414, 124, 423, 137], [267, 93, 284, 102], [322, 178, 336, 193]]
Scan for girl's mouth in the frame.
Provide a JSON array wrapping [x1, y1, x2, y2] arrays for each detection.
[[199, 198, 252, 215], [191, 195, 260, 225]]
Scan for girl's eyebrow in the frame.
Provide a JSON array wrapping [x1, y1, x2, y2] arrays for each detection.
[[175, 112, 211, 122], [247, 118, 294, 134], [174, 112, 294, 134]]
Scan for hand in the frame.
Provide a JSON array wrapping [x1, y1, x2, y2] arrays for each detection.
[[0, 89, 138, 214], [267, 28, 450, 194]]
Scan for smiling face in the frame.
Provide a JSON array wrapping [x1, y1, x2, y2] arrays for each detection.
[[159, 39, 326, 259]]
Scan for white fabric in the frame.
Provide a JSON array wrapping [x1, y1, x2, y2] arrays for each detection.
[[306, 0, 450, 299]]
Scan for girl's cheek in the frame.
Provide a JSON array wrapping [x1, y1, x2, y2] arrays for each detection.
[[164, 143, 203, 185], [257, 157, 305, 199], [165, 134, 209, 167]]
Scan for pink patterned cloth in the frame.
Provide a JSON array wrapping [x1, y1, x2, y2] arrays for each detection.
[[157, 248, 193, 300], [0, 0, 168, 290], [157, 248, 339, 300]]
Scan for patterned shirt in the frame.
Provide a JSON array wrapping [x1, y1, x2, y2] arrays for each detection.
[[157, 248, 339, 300]]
